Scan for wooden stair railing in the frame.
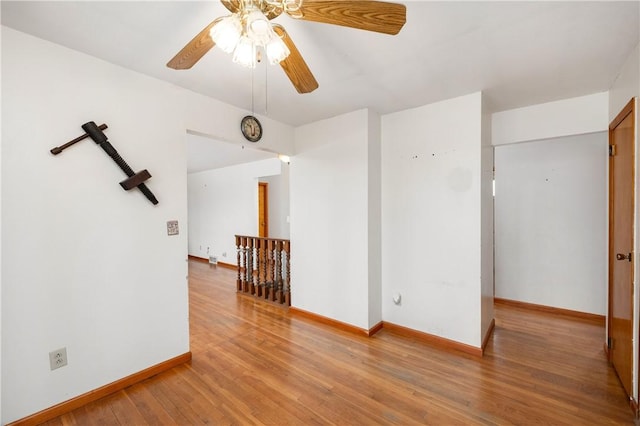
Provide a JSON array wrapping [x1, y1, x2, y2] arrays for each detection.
[[235, 235, 290, 306]]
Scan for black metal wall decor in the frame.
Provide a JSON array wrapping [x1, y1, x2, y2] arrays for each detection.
[[50, 121, 159, 205]]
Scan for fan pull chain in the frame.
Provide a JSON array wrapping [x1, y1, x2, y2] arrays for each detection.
[[265, 57, 269, 115], [251, 65, 255, 116]]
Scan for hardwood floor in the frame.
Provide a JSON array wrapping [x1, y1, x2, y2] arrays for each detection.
[[42, 259, 636, 425]]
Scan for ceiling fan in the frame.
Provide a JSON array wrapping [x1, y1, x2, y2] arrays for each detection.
[[166, 0, 406, 94]]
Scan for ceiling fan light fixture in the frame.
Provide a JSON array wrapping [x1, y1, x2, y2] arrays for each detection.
[[246, 9, 272, 45], [265, 35, 290, 64], [210, 15, 242, 53], [233, 36, 257, 68]]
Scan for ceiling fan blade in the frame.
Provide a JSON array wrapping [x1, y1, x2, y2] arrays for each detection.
[[220, 0, 241, 13], [166, 20, 218, 70], [274, 26, 319, 94], [296, 0, 406, 35]]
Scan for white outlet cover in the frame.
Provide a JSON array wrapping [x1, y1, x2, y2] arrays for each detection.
[[49, 347, 68, 370]]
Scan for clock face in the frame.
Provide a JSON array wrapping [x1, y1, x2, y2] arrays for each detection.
[[241, 115, 262, 142]]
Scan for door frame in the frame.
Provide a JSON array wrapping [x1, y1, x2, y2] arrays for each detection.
[[258, 181, 269, 238]]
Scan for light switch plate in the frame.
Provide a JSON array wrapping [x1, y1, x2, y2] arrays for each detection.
[[167, 220, 179, 236]]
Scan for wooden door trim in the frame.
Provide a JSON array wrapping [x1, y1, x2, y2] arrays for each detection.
[[610, 98, 635, 130]]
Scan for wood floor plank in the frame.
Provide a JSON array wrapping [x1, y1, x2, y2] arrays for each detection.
[[122, 381, 180, 425], [39, 259, 636, 425], [105, 391, 148, 425]]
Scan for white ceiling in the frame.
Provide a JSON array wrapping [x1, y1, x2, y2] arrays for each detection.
[[2, 1, 639, 171]]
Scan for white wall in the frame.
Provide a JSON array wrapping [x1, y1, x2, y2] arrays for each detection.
[[492, 92, 609, 146], [1, 27, 186, 423], [367, 110, 382, 328], [608, 42, 639, 402], [609, 43, 639, 123], [187, 158, 282, 263], [495, 133, 608, 314], [184, 101, 294, 158], [491, 92, 610, 315], [381, 92, 484, 347], [480, 97, 494, 342], [290, 109, 372, 329], [1, 27, 293, 423]]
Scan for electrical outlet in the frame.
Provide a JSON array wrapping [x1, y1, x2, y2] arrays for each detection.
[[222, 252, 227, 257], [49, 347, 68, 370]]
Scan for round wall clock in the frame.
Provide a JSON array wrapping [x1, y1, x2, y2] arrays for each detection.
[[241, 115, 262, 142]]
